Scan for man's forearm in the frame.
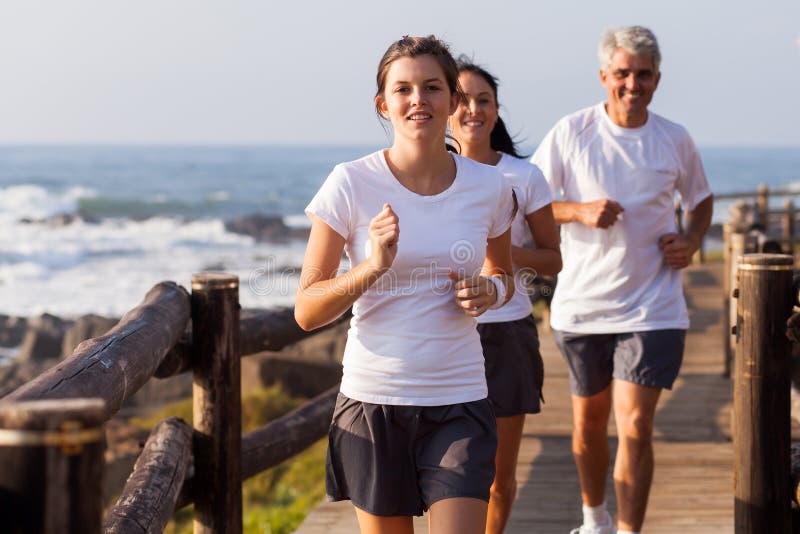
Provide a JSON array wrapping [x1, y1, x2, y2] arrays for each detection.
[[551, 201, 582, 224], [684, 195, 714, 250]]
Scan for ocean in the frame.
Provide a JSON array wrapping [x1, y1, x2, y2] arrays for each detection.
[[1, 145, 799, 318]]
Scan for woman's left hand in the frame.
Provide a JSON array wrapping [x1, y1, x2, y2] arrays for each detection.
[[448, 271, 496, 317]]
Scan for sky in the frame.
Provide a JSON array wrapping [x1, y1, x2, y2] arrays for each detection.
[[1, 0, 798, 147]]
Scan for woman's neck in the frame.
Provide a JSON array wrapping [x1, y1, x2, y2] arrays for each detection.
[[459, 142, 501, 166], [385, 141, 455, 196]]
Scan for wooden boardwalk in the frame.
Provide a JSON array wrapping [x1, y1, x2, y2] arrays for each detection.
[[296, 262, 744, 533]]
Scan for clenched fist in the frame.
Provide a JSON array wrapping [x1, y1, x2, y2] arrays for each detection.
[[368, 203, 400, 272]]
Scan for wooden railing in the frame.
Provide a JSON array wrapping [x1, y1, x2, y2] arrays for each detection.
[[0, 274, 346, 534]]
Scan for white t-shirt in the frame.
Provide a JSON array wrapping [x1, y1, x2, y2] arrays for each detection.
[[531, 103, 712, 334], [306, 150, 515, 405], [477, 153, 553, 324]]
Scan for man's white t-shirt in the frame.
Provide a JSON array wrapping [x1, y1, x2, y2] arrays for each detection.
[[477, 153, 553, 324], [531, 103, 712, 334], [306, 150, 515, 405]]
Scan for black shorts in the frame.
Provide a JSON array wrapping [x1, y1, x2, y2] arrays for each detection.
[[553, 329, 686, 397], [478, 315, 544, 416], [325, 394, 497, 516]]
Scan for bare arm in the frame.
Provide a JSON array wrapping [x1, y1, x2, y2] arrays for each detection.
[[511, 204, 562, 276], [552, 199, 624, 228], [659, 194, 714, 269], [294, 205, 399, 331]]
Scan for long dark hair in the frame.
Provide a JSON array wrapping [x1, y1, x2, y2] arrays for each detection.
[[455, 56, 527, 159]]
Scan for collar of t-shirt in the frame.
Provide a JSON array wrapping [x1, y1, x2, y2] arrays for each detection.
[[597, 102, 652, 139]]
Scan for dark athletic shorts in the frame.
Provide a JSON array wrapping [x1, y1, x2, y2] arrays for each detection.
[[553, 329, 686, 397], [325, 393, 497, 516], [477, 315, 544, 416]]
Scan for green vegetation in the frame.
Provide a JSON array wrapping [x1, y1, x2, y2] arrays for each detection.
[[134, 385, 328, 534]]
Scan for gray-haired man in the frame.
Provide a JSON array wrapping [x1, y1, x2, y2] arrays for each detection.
[[532, 26, 713, 534]]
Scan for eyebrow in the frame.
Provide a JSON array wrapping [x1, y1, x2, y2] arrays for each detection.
[[394, 78, 445, 84], [464, 91, 493, 98]]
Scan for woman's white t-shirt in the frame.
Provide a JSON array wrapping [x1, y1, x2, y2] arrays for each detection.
[[305, 150, 515, 406], [477, 153, 553, 324]]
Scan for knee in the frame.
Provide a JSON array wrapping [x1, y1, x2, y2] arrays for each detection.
[[490, 476, 517, 504], [618, 409, 655, 444], [574, 410, 609, 439]]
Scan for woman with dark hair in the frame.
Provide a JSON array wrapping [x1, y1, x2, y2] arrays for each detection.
[[450, 57, 562, 534], [296, 37, 517, 533]]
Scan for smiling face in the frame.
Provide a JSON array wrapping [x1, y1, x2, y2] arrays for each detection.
[[449, 71, 499, 150], [375, 54, 459, 145], [600, 48, 661, 127]]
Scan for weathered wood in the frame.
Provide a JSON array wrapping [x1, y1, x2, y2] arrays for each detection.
[[716, 188, 799, 201], [155, 308, 351, 378], [722, 223, 733, 377], [791, 443, 800, 507], [756, 184, 769, 227], [177, 385, 338, 510], [0, 398, 105, 534], [103, 417, 192, 534], [782, 199, 795, 254], [4, 282, 190, 422], [241, 385, 337, 479], [728, 231, 747, 377], [733, 253, 793, 533], [191, 273, 242, 534]]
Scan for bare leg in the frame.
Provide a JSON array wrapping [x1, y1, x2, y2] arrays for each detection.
[[571, 386, 612, 507], [428, 497, 488, 534], [612, 380, 661, 532], [485, 414, 526, 534], [354, 507, 414, 534]]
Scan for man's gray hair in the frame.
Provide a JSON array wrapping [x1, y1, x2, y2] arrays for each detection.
[[598, 26, 661, 73]]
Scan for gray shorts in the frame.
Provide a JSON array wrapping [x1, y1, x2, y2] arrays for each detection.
[[553, 329, 686, 397], [325, 393, 497, 516], [478, 315, 544, 416]]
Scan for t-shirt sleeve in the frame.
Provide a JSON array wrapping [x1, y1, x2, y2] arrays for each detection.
[[524, 163, 554, 215], [304, 165, 352, 240], [676, 133, 713, 212], [489, 173, 516, 239], [530, 123, 564, 197]]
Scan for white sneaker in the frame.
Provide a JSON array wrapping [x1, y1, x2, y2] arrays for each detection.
[[569, 512, 615, 534]]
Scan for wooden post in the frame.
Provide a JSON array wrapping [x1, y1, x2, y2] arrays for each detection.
[[782, 199, 795, 255], [191, 273, 242, 534], [0, 398, 105, 534], [722, 223, 733, 377], [728, 230, 748, 376], [733, 253, 793, 533], [757, 184, 769, 228]]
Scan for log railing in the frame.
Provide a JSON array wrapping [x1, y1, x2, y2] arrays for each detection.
[[0, 273, 345, 534]]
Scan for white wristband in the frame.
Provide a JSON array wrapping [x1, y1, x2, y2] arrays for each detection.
[[484, 276, 507, 310]]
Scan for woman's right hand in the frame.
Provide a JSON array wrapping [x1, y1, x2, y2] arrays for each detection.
[[368, 203, 399, 272]]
